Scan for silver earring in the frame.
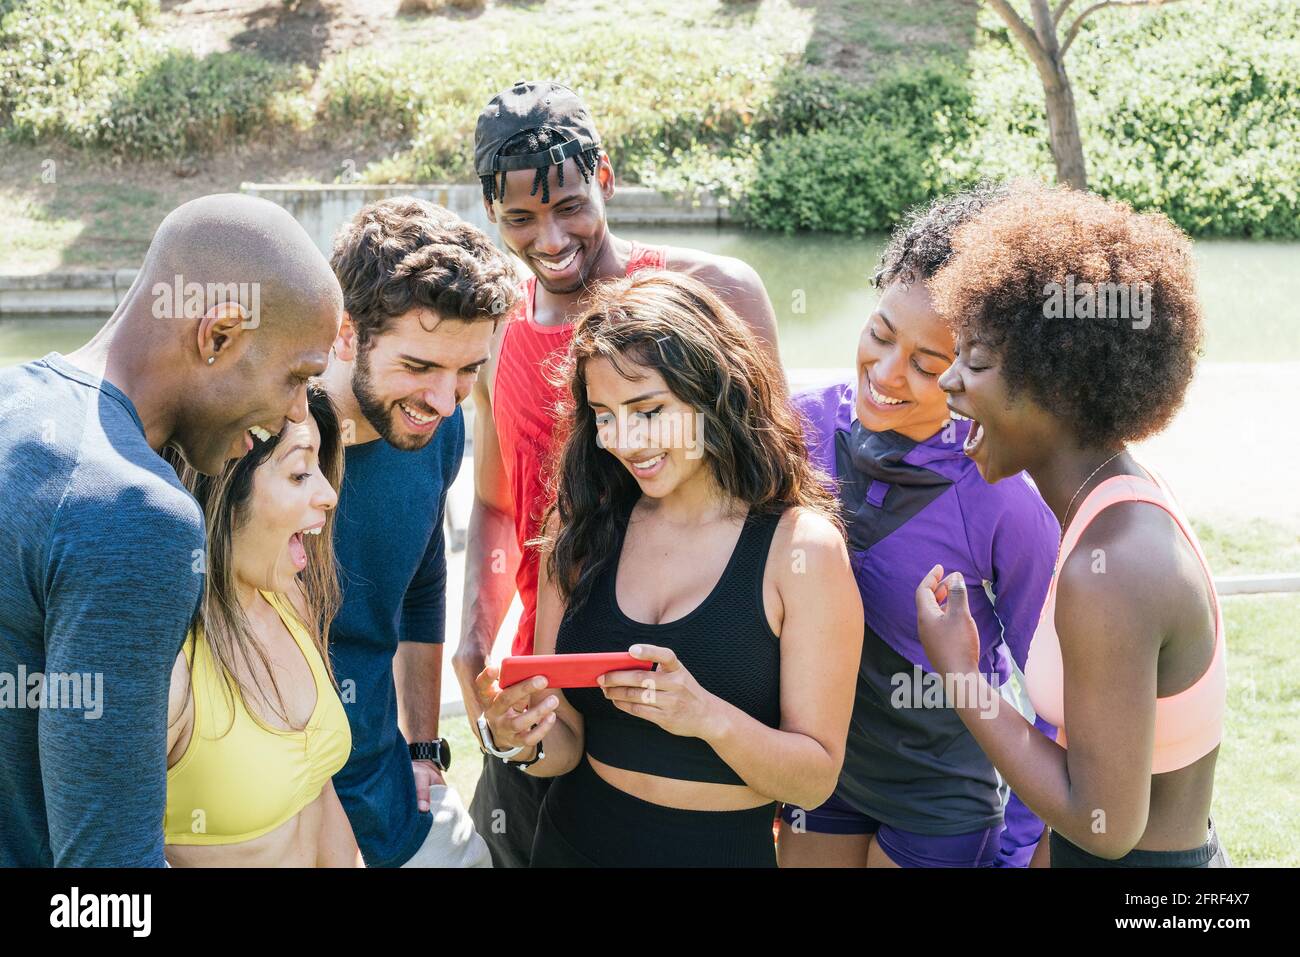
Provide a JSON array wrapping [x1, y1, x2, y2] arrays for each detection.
[[207, 356, 216, 365]]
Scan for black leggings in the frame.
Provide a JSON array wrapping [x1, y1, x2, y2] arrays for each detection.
[[530, 756, 778, 868], [1050, 820, 1230, 868]]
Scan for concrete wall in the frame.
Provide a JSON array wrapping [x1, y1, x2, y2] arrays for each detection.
[[0, 270, 139, 317], [0, 184, 731, 315], [239, 182, 732, 258]]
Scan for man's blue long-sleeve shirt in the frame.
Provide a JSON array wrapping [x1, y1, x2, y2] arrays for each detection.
[[0, 354, 204, 867]]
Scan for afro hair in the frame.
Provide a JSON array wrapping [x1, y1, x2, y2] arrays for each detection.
[[929, 181, 1203, 447]]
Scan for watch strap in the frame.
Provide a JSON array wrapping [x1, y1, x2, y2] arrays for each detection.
[[476, 713, 524, 759], [409, 739, 449, 771]]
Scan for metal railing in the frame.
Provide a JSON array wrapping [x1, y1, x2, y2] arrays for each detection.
[[1215, 574, 1300, 596]]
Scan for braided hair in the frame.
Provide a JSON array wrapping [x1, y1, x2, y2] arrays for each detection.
[[480, 126, 601, 206]]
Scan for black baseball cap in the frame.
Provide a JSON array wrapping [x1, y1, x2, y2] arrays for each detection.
[[474, 80, 602, 179]]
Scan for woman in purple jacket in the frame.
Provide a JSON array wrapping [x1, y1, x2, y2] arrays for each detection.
[[778, 185, 1059, 867]]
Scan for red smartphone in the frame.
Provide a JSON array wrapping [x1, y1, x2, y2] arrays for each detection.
[[499, 652, 653, 689]]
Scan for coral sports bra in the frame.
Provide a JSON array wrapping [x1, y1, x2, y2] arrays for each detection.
[[164, 591, 352, 845], [1024, 468, 1226, 775]]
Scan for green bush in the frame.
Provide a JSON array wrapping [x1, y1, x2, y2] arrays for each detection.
[[946, 0, 1300, 237], [750, 63, 971, 141], [0, 0, 304, 156], [742, 0, 1299, 237], [0, 0, 159, 140], [742, 121, 931, 234], [318, 22, 800, 183], [95, 51, 304, 157], [740, 65, 975, 233], [1077, 0, 1300, 237]]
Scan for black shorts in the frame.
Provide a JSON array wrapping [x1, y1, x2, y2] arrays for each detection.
[[531, 755, 778, 868], [468, 751, 552, 868], [1050, 820, 1230, 868]]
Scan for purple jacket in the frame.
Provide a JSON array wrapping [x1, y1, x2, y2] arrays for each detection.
[[796, 382, 1059, 866]]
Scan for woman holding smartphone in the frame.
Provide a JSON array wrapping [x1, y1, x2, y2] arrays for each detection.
[[163, 385, 360, 867], [916, 182, 1228, 867], [778, 186, 1060, 868], [477, 271, 863, 867]]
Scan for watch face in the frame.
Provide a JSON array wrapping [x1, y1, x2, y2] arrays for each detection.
[[437, 738, 451, 771]]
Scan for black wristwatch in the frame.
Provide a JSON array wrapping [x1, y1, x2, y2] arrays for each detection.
[[409, 738, 451, 772]]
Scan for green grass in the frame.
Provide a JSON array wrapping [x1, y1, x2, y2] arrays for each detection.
[[441, 715, 484, 807], [1193, 517, 1300, 576], [0, 146, 191, 273], [807, 0, 974, 68], [1214, 594, 1300, 865]]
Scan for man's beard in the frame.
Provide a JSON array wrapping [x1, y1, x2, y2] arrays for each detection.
[[351, 344, 438, 451]]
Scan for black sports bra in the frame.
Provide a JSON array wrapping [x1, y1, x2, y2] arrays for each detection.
[[556, 501, 784, 786]]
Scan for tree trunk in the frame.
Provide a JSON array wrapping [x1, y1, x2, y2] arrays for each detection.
[[1041, 60, 1088, 190], [988, 0, 1091, 190]]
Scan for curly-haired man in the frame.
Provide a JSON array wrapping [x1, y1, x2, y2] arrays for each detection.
[[320, 197, 519, 867]]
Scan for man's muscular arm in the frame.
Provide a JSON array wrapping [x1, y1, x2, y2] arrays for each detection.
[[453, 337, 521, 735], [668, 249, 782, 375]]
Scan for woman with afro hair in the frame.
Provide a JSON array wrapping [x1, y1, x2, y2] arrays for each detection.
[[916, 181, 1229, 867]]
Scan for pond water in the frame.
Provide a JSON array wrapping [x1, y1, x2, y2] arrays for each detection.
[[0, 318, 102, 367], [2, 227, 1296, 368], [632, 227, 1300, 368]]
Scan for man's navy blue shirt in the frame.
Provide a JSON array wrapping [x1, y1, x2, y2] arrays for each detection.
[[329, 408, 463, 868]]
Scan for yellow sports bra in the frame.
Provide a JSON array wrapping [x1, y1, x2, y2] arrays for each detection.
[[164, 591, 352, 846]]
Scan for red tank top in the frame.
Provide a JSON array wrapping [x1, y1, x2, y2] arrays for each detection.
[[492, 241, 667, 655]]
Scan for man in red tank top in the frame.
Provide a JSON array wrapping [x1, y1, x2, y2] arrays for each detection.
[[455, 81, 782, 866]]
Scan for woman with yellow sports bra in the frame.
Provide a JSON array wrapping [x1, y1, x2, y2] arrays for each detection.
[[163, 385, 359, 867], [914, 182, 1229, 867]]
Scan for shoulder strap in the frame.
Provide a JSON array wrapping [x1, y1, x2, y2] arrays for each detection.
[[1059, 474, 1167, 560], [262, 590, 317, 654], [730, 507, 783, 577], [491, 278, 533, 411], [519, 275, 537, 323], [1058, 469, 1221, 624], [626, 241, 667, 274], [1057, 468, 1225, 726], [501, 277, 536, 334]]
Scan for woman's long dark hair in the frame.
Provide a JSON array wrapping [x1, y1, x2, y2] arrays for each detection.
[[536, 270, 838, 614], [169, 384, 344, 730]]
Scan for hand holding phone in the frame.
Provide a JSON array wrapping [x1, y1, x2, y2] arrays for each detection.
[[499, 652, 654, 689]]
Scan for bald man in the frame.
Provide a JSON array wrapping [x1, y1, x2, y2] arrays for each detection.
[[0, 194, 341, 867]]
